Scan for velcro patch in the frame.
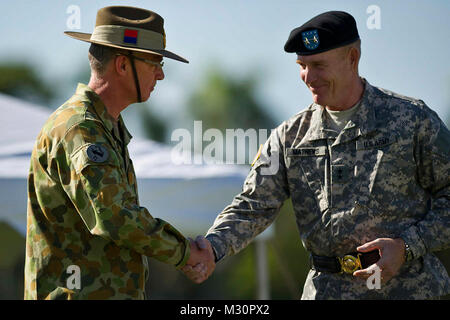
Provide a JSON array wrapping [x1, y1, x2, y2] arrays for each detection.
[[287, 146, 326, 157], [86, 144, 109, 163], [356, 134, 397, 150]]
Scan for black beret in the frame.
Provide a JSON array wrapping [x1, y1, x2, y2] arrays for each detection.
[[284, 11, 360, 56]]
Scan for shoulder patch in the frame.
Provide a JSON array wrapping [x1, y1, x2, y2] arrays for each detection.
[[251, 144, 263, 167], [86, 144, 109, 163]]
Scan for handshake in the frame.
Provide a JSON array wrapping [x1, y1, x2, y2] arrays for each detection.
[[181, 236, 216, 283]]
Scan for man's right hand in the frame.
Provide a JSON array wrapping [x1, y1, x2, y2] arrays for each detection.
[[181, 236, 215, 283]]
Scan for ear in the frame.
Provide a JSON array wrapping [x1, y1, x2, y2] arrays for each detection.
[[348, 47, 360, 72], [114, 55, 128, 76]]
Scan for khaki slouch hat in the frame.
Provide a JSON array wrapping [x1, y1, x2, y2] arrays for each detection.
[[65, 5, 188, 63]]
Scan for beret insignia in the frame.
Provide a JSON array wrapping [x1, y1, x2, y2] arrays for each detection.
[[302, 29, 320, 50]]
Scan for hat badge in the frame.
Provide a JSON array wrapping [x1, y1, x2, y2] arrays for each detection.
[[302, 29, 320, 50]]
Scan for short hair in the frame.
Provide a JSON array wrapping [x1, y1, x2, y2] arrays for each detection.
[[340, 39, 362, 58], [88, 43, 117, 75]]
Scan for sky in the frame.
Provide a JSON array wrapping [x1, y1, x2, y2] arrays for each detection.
[[1, 0, 449, 135]]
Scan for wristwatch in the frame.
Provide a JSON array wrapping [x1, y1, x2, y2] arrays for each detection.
[[404, 241, 414, 262]]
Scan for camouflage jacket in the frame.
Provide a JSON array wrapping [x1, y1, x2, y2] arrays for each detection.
[[25, 84, 190, 300], [206, 80, 450, 299]]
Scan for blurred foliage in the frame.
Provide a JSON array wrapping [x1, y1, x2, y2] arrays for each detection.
[[0, 222, 24, 269], [187, 66, 276, 131], [185, 66, 277, 164], [137, 104, 167, 143], [72, 64, 91, 86], [0, 222, 25, 299], [0, 62, 55, 106]]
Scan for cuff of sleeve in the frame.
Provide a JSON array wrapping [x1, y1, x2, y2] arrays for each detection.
[[400, 225, 427, 260], [175, 238, 191, 269], [205, 234, 227, 263]]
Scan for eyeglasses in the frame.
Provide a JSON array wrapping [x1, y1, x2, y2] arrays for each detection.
[[116, 54, 164, 69]]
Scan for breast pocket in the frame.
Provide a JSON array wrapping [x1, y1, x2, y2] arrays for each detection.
[[286, 146, 329, 212], [355, 131, 413, 199]]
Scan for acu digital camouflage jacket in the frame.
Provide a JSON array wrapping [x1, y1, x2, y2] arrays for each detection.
[[206, 79, 450, 299]]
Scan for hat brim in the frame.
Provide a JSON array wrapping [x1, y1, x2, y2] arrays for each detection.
[[64, 31, 189, 63]]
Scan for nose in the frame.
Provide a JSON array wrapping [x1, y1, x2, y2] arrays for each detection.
[[301, 66, 316, 85], [156, 67, 165, 81]]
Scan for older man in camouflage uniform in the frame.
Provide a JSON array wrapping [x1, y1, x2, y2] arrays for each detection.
[[192, 11, 450, 299], [25, 6, 214, 300]]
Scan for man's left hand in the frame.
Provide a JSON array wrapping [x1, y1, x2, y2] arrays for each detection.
[[353, 238, 406, 283]]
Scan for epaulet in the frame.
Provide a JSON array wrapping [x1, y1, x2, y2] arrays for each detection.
[[374, 86, 425, 107]]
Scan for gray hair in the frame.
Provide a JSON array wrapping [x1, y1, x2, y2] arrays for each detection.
[[88, 44, 118, 75], [341, 39, 362, 57]]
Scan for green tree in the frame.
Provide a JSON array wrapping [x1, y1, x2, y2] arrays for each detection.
[[187, 66, 276, 131], [0, 62, 55, 105], [137, 104, 167, 143], [185, 66, 277, 165]]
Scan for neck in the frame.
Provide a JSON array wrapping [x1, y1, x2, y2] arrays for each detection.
[[88, 73, 132, 120], [326, 77, 364, 111]]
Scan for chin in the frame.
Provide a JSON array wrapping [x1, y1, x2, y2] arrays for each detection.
[[312, 94, 327, 106], [142, 91, 152, 102]]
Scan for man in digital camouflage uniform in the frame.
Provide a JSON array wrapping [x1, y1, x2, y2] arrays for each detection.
[[194, 11, 450, 299], [25, 6, 214, 300]]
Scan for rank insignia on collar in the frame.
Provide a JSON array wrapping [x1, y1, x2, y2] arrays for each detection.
[[302, 29, 320, 50], [87, 144, 109, 163]]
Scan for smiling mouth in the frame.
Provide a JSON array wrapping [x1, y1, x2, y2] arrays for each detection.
[[309, 84, 327, 93]]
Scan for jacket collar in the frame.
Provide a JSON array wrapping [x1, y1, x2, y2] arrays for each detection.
[[349, 78, 379, 136], [75, 83, 133, 145], [303, 78, 379, 143]]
